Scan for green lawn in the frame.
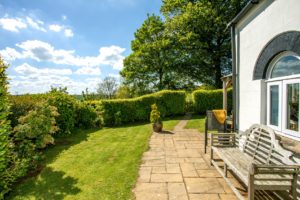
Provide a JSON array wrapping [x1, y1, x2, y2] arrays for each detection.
[[185, 114, 206, 132], [8, 117, 182, 200]]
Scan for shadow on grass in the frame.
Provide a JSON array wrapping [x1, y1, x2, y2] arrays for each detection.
[[8, 167, 81, 200]]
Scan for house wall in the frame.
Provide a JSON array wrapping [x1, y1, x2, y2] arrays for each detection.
[[235, 0, 300, 134]]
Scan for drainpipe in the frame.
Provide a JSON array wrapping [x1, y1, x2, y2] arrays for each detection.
[[231, 25, 238, 131]]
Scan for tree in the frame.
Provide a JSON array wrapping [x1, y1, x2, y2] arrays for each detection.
[[161, 0, 247, 88], [0, 57, 11, 198], [121, 14, 200, 93], [97, 77, 118, 99]]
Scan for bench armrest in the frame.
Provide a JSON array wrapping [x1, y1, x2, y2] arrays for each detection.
[[210, 133, 236, 147], [249, 163, 300, 175]]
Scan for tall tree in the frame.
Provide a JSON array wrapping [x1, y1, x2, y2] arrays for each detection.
[[97, 77, 118, 99], [121, 14, 171, 91], [161, 0, 247, 88], [121, 14, 199, 94]]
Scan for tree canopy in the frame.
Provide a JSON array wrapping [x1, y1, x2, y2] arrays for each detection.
[[121, 0, 247, 92]]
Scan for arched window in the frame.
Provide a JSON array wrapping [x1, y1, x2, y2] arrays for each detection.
[[267, 53, 300, 137], [271, 55, 300, 78]]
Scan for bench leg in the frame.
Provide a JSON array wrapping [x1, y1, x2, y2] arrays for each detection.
[[210, 148, 213, 166], [224, 164, 227, 177], [290, 174, 297, 199], [248, 174, 255, 200]]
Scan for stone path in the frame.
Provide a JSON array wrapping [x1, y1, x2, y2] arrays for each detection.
[[133, 115, 239, 200]]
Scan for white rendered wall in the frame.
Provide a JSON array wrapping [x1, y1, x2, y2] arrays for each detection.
[[236, 0, 300, 132]]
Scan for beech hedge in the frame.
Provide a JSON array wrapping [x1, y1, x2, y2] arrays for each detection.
[[192, 89, 232, 114], [88, 90, 186, 126]]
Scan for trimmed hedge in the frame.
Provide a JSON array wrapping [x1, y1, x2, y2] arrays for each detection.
[[88, 90, 186, 126], [0, 58, 11, 198], [192, 88, 232, 114]]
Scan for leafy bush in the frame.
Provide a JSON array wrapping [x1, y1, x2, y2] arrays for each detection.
[[47, 91, 76, 135], [0, 58, 11, 198], [150, 104, 161, 123], [192, 88, 232, 114], [75, 102, 99, 128], [8, 95, 45, 127], [0, 102, 59, 197], [88, 90, 185, 126]]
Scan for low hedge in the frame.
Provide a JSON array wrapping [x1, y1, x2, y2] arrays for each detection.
[[192, 88, 232, 114], [88, 90, 186, 126]]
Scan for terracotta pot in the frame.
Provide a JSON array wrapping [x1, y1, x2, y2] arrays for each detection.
[[153, 122, 163, 132]]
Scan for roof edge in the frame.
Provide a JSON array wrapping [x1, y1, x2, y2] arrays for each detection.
[[227, 0, 260, 28]]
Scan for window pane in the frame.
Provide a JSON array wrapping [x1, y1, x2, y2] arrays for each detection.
[[286, 83, 299, 131], [270, 85, 279, 126], [271, 56, 300, 78]]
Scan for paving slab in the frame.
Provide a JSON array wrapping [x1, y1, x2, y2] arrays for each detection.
[[134, 115, 238, 200]]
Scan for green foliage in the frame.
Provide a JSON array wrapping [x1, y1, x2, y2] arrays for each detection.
[[75, 102, 99, 129], [88, 90, 185, 126], [114, 111, 122, 126], [0, 57, 11, 199], [47, 91, 76, 135], [192, 88, 232, 114], [161, 0, 247, 87], [150, 104, 162, 123], [121, 14, 197, 93], [8, 95, 46, 127], [14, 102, 59, 149]]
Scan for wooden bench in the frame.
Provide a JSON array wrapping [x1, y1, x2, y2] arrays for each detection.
[[210, 124, 300, 200]]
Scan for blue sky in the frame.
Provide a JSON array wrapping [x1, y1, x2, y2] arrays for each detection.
[[0, 0, 162, 94]]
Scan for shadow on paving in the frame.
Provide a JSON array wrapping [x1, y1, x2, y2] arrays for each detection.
[[8, 167, 81, 200]]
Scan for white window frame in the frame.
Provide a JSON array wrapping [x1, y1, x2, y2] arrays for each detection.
[[266, 52, 300, 139], [282, 79, 300, 137], [267, 81, 282, 131]]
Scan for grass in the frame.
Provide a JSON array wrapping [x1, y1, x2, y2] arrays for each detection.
[[8, 117, 182, 200], [185, 114, 206, 132]]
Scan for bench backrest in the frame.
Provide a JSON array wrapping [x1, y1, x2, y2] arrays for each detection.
[[242, 124, 294, 165]]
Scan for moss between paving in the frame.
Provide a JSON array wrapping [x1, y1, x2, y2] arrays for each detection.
[[8, 117, 182, 200]]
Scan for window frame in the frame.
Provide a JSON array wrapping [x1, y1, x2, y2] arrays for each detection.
[[266, 52, 300, 138], [267, 81, 282, 131], [282, 79, 300, 137]]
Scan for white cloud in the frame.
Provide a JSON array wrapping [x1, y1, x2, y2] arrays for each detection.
[[62, 15, 67, 20], [0, 47, 24, 61], [0, 17, 27, 32], [75, 66, 101, 75], [2, 40, 125, 69], [49, 24, 63, 32], [9, 74, 99, 94], [26, 17, 46, 32], [15, 63, 72, 76], [64, 28, 74, 37]]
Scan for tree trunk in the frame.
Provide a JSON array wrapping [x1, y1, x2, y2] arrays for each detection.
[[214, 58, 222, 88], [158, 67, 163, 90]]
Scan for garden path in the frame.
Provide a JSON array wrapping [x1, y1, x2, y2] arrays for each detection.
[[133, 115, 240, 200]]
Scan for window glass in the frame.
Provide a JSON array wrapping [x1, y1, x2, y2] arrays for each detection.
[[286, 83, 299, 131], [270, 85, 279, 126], [271, 56, 300, 78]]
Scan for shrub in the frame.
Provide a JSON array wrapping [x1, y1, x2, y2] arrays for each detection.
[[47, 91, 76, 135], [192, 88, 232, 114], [0, 58, 11, 198], [88, 90, 186, 126], [75, 102, 99, 128], [150, 104, 161, 123], [8, 95, 45, 127], [1, 101, 59, 195]]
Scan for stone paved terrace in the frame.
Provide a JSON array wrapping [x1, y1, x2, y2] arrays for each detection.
[[133, 116, 244, 200]]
